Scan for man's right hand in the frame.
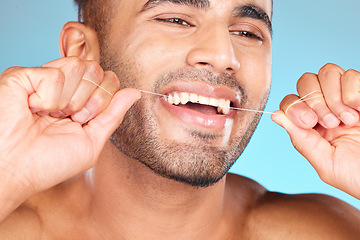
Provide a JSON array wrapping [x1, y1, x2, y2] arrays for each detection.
[[0, 57, 141, 222]]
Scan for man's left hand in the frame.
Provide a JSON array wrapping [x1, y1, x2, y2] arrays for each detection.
[[272, 63, 360, 199]]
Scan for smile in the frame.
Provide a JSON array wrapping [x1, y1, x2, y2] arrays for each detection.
[[158, 82, 239, 130], [166, 92, 232, 115]]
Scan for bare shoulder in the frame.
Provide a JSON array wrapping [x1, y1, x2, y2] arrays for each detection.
[[226, 173, 360, 239], [0, 181, 92, 239], [0, 203, 42, 239], [249, 192, 360, 240], [250, 191, 360, 239]]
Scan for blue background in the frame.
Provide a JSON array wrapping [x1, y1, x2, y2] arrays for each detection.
[[1, 0, 359, 209]]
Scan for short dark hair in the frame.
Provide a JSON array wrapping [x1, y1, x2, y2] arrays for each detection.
[[74, 0, 113, 50], [74, 0, 88, 23]]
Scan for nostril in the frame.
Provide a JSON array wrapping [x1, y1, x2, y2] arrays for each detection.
[[223, 67, 234, 75], [199, 62, 208, 65]]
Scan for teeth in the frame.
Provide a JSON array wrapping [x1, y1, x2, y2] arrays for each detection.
[[173, 92, 181, 105], [198, 96, 210, 105], [222, 100, 231, 115], [166, 92, 232, 115], [218, 99, 225, 108], [218, 99, 229, 115], [189, 93, 198, 103], [167, 94, 174, 105], [180, 92, 189, 105], [208, 98, 219, 107], [217, 106, 223, 114]]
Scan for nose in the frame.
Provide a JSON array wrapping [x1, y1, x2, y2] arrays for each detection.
[[186, 26, 241, 75]]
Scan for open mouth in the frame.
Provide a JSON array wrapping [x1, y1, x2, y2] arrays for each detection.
[[166, 92, 232, 115]]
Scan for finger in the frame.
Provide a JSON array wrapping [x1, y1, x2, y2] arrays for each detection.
[[279, 94, 318, 129], [71, 71, 120, 123], [1, 66, 71, 116], [318, 63, 359, 126], [297, 72, 341, 129], [84, 88, 141, 158], [43, 57, 86, 111], [25, 68, 66, 112], [57, 61, 105, 117], [0, 67, 64, 136], [271, 110, 334, 180], [341, 69, 360, 111]]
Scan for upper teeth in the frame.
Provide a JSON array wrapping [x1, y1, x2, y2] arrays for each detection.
[[166, 92, 231, 115]]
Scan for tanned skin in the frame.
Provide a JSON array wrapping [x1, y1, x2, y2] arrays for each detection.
[[0, 0, 359, 239]]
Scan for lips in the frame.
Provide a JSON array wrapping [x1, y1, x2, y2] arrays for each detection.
[[158, 82, 240, 130]]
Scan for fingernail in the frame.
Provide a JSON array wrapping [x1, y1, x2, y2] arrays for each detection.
[[107, 71, 118, 79], [300, 111, 316, 125], [340, 111, 357, 125], [73, 107, 91, 123], [322, 113, 340, 128]]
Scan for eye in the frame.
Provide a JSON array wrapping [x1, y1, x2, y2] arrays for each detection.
[[155, 18, 193, 27], [230, 30, 263, 41]]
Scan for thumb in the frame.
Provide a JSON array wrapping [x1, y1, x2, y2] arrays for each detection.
[[84, 88, 141, 155], [271, 110, 334, 177]]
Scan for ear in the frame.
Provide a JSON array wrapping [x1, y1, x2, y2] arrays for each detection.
[[59, 21, 100, 62]]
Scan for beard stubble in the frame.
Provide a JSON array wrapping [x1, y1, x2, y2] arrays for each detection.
[[102, 49, 266, 188]]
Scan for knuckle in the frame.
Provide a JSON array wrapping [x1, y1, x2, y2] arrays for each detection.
[[300, 72, 317, 80], [318, 63, 340, 77], [279, 94, 298, 110], [0, 67, 26, 82], [85, 61, 104, 83], [47, 68, 65, 85], [68, 56, 83, 67], [343, 69, 360, 79], [105, 71, 120, 90], [91, 93, 108, 108], [67, 57, 86, 75], [297, 72, 317, 89], [2, 66, 23, 76], [343, 92, 359, 107]]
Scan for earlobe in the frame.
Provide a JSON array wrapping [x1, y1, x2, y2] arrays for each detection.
[[59, 21, 100, 62]]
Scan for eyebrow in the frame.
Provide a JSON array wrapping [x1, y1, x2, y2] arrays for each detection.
[[141, 0, 210, 12], [140, 1, 272, 35], [233, 4, 272, 35]]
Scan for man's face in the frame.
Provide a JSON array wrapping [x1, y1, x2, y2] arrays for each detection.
[[104, 0, 272, 187]]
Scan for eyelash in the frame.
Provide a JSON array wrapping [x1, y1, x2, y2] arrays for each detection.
[[230, 31, 263, 41], [155, 17, 263, 42], [155, 18, 193, 27]]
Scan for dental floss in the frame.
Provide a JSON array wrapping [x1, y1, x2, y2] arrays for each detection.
[[284, 90, 322, 115], [82, 78, 321, 115], [139, 89, 322, 115], [82, 78, 114, 97], [139, 90, 168, 99], [139, 89, 278, 115]]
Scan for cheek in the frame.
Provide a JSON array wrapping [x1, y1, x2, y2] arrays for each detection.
[[124, 32, 187, 78], [238, 49, 272, 103]]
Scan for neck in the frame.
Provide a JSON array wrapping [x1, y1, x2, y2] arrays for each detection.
[[86, 141, 229, 239]]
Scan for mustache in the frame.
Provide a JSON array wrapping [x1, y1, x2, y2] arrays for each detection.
[[153, 68, 244, 97]]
